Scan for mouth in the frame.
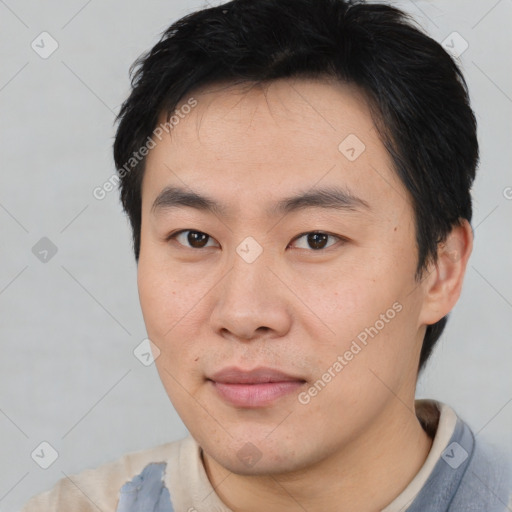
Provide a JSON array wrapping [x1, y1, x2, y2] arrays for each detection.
[[207, 366, 307, 408]]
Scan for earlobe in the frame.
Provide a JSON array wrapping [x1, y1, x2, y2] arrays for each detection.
[[418, 219, 473, 326]]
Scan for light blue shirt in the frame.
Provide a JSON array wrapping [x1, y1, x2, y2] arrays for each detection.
[[115, 415, 511, 512]]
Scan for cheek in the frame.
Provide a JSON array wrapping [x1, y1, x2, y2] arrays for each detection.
[[340, 301, 420, 400], [137, 256, 203, 337], [296, 258, 419, 387], [292, 261, 394, 343], [298, 309, 416, 435], [138, 264, 205, 405], [137, 263, 174, 336], [137, 258, 212, 385]]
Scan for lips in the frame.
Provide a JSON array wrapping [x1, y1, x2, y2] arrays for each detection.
[[208, 366, 306, 408], [210, 366, 304, 384]]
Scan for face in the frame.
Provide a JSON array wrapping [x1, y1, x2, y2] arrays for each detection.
[[138, 78, 429, 476]]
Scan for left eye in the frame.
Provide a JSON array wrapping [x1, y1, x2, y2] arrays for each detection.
[[289, 231, 342, 251]]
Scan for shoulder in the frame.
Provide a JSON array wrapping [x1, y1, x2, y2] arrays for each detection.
[[396, 400, 512, 512], [426, 401, 512, 511], [21, 437, 190, 512], [451, 433, 512, 512]]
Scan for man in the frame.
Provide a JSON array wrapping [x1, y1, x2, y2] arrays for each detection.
[[22, 0, 512, 510]]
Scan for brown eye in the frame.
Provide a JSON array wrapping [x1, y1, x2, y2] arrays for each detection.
[[170, 230, 218, 249], [187, 231, 209, 248], [307, 232, 329, 249], [291, 231, 341, 251]]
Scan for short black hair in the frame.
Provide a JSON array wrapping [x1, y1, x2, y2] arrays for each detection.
[[113, 0, 478, 373]]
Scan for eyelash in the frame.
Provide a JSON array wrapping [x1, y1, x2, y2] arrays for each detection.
[[166, 229, 345, 251]]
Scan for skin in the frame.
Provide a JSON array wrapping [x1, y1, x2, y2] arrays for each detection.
[[137, 77, 473, 511]]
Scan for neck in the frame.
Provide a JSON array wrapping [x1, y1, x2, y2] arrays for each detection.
[[202, 400, 433, 512]]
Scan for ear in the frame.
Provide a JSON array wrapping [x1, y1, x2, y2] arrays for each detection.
[[417, 219, 473, 326]]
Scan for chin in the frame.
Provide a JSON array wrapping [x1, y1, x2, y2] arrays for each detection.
[[210, 446, 306, 477], [199, 430, 321, 477]]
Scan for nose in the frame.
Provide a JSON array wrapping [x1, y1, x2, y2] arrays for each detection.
[[209, 249, 292, 342]]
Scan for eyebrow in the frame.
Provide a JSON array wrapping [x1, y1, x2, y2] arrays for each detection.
[[151, 185, 371, 218]]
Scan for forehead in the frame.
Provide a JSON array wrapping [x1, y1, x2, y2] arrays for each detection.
[[142, 77, 409, 218]]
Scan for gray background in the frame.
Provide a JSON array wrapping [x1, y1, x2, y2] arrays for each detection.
[[0, 0, 510, 510]]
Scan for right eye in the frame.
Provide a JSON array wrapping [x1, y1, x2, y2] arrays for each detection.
[[167, 229, 220, 249]]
